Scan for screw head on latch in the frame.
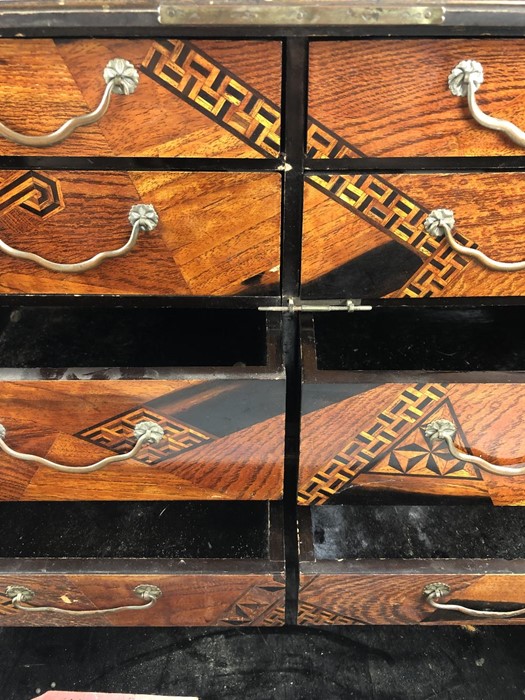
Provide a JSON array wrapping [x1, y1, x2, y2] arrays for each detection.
[[103, 58, 140, 95], [424, 209, 455, 239], [448, 60, 484, 97]]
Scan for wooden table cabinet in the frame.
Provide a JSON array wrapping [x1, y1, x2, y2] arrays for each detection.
[[1, 0, 525, 629]]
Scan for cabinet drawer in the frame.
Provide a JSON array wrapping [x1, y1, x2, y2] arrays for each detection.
[[302, 171, 525, 301], [0, 169, 280, 297], [299, 308, 525, 506], [308, 39, 525, 158], [0, 502, 284, 627], [0, 39, 281, 158], [299, 505, 525, 626], [0, 307, 284, 501]]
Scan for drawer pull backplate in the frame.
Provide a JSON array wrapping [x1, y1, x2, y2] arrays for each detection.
[[424, 582, 525, 619], [423, 418, 525, 476], [0, 203, 158, 273], [5, 583, 162, 615], [0, 58, 139, 148], [0, 420, 164, 474], [424, 208, 525, 272], [449, 59, 525, 148]]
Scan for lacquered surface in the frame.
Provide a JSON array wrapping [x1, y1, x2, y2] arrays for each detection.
[[0, 39, 281, 158], [302, 172, 525, 300], [0, 170, 281, 296]]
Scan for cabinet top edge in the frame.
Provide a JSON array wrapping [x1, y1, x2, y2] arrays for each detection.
[[4, 2, 525, 30]]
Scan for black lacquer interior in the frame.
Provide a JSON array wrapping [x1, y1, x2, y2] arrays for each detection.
[[310, 506, 525, 560], [313, 307, 525, 372], [0, 502, 271, 559], [0, 308, 267, 368]]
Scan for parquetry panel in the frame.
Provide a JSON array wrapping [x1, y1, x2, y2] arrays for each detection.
[[298, 601, 360, 625], [217, 576, 285, 626], [299, 384, 482, 505], [141, 39, 281, 158], [77, 407, 216, 466], [0, 170, 64, 219]]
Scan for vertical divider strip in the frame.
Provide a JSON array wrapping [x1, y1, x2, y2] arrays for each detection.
[[280, 37, 308, 625]]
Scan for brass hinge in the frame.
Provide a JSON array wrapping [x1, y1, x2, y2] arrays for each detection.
[[259, 298, 373, 313]]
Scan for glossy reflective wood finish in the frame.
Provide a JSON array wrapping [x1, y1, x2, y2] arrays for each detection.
[[300, 382, 525, 506], [0, 568, 286, 627], [298, 507, 525, 626], [0, 378, 284, 500], [308, 40, 525, 158], [299, 568, 525, 626], [302, 172, 525, 300], [0, 39, 281, 158], [299, 312, 525, 505], [0, 170, 281, 296]]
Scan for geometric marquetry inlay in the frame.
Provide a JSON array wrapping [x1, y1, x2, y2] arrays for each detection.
[[77, 406, 216, 466]]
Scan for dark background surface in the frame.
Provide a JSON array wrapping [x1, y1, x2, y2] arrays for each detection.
[[1, 626, 524, 700]]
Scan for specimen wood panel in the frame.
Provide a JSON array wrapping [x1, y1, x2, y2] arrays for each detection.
[[0, 570, 285, 627], [0, 379, 284, 500], [298, 568, 525, 625], [302, 172, 525, 300], [0, 38, 281, 157], [0, 170, 281, 296], [299, 383, 525, 505], [308, 39, 525, 158]]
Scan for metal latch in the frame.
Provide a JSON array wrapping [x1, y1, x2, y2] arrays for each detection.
[[258, 298, 373, 313]]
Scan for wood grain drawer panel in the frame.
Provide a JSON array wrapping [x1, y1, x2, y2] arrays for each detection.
[[299, 309, 525, 505], [0, 308, 284, 501], [308, 39, 525, 158], [299, 568, 525, 626], [302, 171, 525, 300], [0, 569, 285, 627], [298, 506, 525, 626], [0, 39, 281, 158], [0, 169, 281, 297]]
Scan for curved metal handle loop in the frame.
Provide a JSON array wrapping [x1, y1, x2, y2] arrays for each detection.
[[424, 208, 525, 272], [423, 418, 525, 477], [5, 584, 162, 616], [424, 582, 525, 619], [0, 58, 139, 148], [0, 420, 164, 474], [449, 60, 525, 148], [0, 203, 159, 273]]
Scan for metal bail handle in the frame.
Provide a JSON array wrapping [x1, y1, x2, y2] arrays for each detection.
[[0, 203, 159, 273], [0, 420, 164, 474], [423, 418, 525, 476], [0, 58, 139, 147], [449, 59, 525, 148], [6, 583, 162, 616], [424, 582, 525, 619], [424, 208, 525, 272]]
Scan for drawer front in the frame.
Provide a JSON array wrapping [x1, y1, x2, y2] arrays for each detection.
[[302, 172, 525, 300], [0, 39, 281, 158], [299, 383, 525, 505], [0, 571, 285, 627], [0, 170, 280, 296], [308, 39, 525, 158], [0, 379, 284, 500], [298, 568, 525, 625]]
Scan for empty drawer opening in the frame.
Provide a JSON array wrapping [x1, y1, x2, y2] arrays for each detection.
[[310, 307, 525, 372], [307, 505, 525, 561], [0, 308, 272, 368], [0, 502, 278, 559]]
